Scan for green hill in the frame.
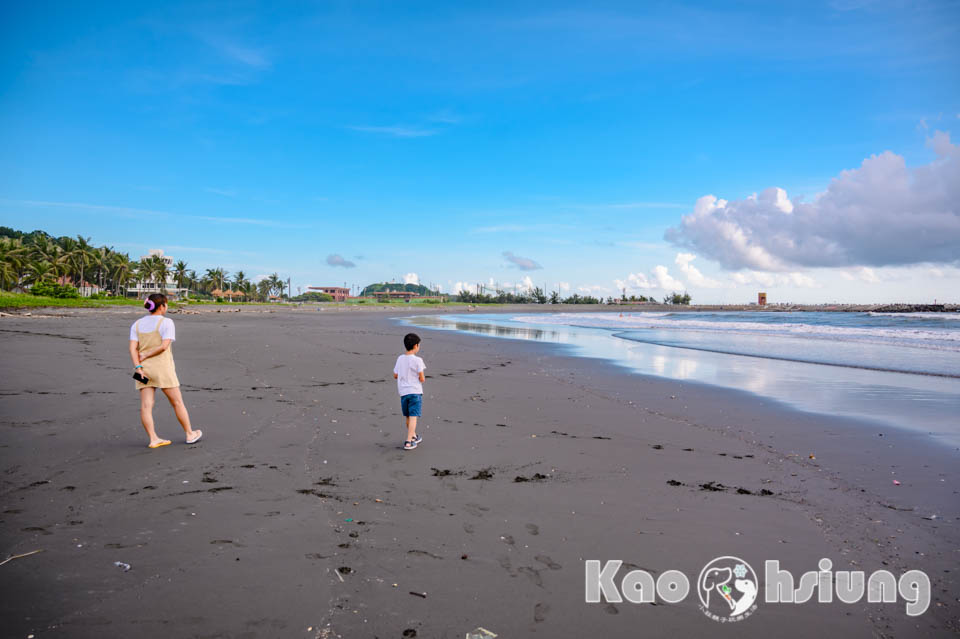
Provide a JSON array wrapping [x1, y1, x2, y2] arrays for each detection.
[[360, 282, 437, 297]]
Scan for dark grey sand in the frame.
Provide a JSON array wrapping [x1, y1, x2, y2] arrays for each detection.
[[1, 306, 958, 638]]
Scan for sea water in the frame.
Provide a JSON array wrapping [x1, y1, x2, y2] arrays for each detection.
[[405, 311, 960, 445]]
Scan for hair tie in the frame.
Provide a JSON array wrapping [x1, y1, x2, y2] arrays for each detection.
[[145, 299, 155, 311]]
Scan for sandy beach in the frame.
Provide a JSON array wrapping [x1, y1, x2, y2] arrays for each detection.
[[1, 305, 958, 638]]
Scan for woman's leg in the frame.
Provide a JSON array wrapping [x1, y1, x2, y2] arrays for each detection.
[[161, 387, 198, 439], [140, 388, 169, 446]]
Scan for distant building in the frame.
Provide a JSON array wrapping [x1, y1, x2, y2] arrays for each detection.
[[758, 292, 767, 305], [308, 286, 350, 302], [126, 249, 188, 298]]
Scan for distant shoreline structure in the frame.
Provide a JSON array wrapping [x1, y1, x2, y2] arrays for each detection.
[[603, 302, 958, 313]]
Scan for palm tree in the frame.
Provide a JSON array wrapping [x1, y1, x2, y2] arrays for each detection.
[[111, 256, 135, 296], [233, 271, 248, 301], [267, 273, 282, 298], [257, 278, 272, 301], [74, 235, 93, 293], [0, 239, 25, 290], [174, 260, 189, 297], [151, 256, 169, 294], [26, 260, 57, 285]]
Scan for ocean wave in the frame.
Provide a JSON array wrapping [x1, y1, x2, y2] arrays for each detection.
[[510, 312, 960, 349]]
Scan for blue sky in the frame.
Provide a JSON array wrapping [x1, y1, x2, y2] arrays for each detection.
[[1, 1, 958, 302]]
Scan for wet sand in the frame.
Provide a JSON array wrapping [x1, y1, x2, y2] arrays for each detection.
[[1, 306, 957, 638]]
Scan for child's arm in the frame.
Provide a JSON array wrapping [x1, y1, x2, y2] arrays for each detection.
[[393, 373, 398, 379], [418, 370, 425, 383]]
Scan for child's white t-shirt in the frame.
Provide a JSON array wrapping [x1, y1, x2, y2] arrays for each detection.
[[394, 354, 425, 396], [129, 315, 176, 341]]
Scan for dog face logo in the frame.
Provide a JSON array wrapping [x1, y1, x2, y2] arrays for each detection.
[[697, 556, 759, 622]]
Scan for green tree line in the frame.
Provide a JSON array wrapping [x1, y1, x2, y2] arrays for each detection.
[[0, 227, 289, 301]]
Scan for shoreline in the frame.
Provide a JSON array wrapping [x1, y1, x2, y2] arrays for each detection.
[[1, 308, 957, 637]]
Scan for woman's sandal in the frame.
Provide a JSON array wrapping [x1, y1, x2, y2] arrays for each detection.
[[148, 440, 172, 449], [186, 430, 203, 444]]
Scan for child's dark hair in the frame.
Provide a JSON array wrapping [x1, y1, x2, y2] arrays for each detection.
[[403, 333, 421, 351], [145, 293, 167, 313]]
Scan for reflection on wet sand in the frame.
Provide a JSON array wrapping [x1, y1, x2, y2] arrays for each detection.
[[411, 316, 562, 342], [405, 314, 960, 444]]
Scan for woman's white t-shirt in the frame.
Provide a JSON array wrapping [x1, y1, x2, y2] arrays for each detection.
[[129, 315, 176, 341]]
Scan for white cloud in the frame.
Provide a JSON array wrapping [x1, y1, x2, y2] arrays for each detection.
[[518, 275, 536, 292], [613, 272, 653, 291], [346, 125, 437, 138], [653, 265, 684, 290], [557, 281, 571, 291], [674, 253, 723, 288], [403, 273, 420, 285], [665, 132, 960, 269], [326, 254, 356, 268], [503, 251, 543, 271], [731, 270, 819, 288], [204, 187, 236, 197], [578, 284, 609, 294]]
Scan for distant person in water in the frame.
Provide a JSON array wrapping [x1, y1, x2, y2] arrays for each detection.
[[393, 332, 425, 450], [129, 293, 202, 449]]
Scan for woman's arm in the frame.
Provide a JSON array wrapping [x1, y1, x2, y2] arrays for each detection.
[[129, 340, 141, 367], [138, 339, 173, 362]]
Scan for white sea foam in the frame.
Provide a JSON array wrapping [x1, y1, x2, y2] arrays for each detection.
[[510, 313, 960, 349]]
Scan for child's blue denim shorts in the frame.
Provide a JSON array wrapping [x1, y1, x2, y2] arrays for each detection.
[[401, 393, 422, 417]]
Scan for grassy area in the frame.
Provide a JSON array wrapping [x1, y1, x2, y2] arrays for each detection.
[[0, 291, 145, 309]]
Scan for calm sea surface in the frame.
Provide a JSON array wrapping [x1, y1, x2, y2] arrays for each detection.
[[405, 311, 960, 445]]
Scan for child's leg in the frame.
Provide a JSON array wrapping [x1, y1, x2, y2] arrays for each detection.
[[140, 388, 168, 446], [406, 416, 418, 441]]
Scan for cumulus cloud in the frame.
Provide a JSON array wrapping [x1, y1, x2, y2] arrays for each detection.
[[730, 270, 819, 288], [652, 265, 684, 290], [613, 272, 653, 291], [518, 275, 536, 292], [557, 281, 571, 291], [403, 273, 419, 285], [614, 265, 685, 292], [674, 253, 722, 288], [502, 251, 543, 271], [578, 285, 609, 294], [326, 254, 356, 268], [665, 132, 960, 269]]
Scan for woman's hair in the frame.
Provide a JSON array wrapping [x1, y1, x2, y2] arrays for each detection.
[[145, 293, 167, 313]]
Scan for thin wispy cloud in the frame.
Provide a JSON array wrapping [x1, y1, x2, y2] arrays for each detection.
[[604, 201, 686, 210], [503, 250, 543, 271], [472, 223, 575, 234], [112, 242, 259, 257], [346, 125, 438, 138], [326, 254, 356, 268], [4, 199, 306, 229], [427, 110, 463, 124], [217, 42, 271, 69], [205, 187, 237, 197]]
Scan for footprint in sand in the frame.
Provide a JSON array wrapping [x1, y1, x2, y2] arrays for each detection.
[[525, 523, 540, 536], [462, 523, 475, 534], [500, 534, 515, 545], [518, 566, 543, 587], [534, 602, 550, 623], [535, 555, 561, 570]]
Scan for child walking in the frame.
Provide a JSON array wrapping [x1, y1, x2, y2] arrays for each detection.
[[393, 333, 426, 450]]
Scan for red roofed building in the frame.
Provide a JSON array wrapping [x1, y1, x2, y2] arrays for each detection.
[[308, 286, 350, 302]]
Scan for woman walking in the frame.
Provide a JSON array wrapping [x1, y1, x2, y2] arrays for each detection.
[[129, 293, 202, 448]]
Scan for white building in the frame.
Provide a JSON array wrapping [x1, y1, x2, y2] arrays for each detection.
[[126, 249, 188, 298]]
